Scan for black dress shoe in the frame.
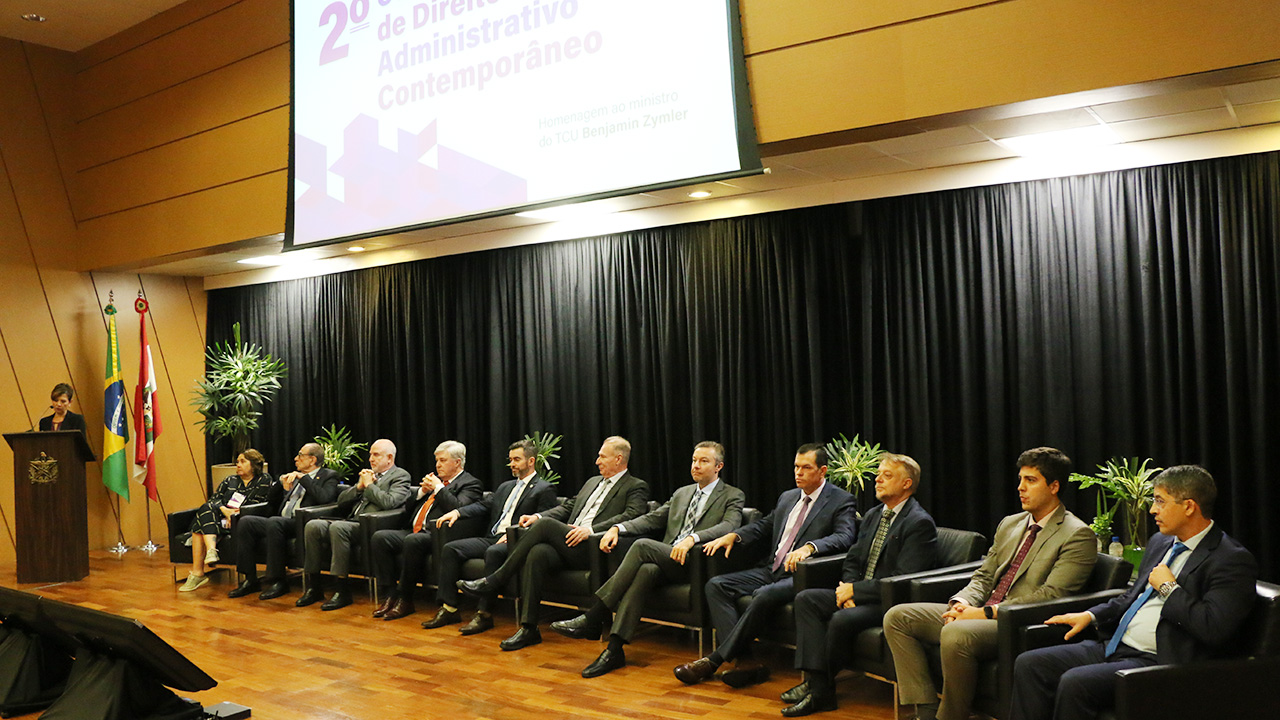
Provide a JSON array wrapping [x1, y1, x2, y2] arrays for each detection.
[[550, 614, 603, 640], [422, 607, 461, 629], [781, 681, 811, 704], [720, 662, 771, 688], [259, 581, 289, 600], [321, 591, 352, 611], [673, 657, 718, 685], [457, 577, 496, 598], [459, 613, 494, 635], [781, 693, 837, 717], [499, 626, 542, 651], [382, 598, 417, 620], [227, 579, 261, 599], [295, 586, 323, 607], [582, 647, 626, 678]]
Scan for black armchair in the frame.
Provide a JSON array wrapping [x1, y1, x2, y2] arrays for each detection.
[[357, 506, 409, 603], [906, 552, 1134, 719], [166, 501, 271, 582]]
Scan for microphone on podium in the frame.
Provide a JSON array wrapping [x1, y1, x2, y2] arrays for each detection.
[[28, 405, 54, 433]]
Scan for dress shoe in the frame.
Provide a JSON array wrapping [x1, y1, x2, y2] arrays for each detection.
[[321, 590, 353, 611], [421, 607, 461, 629], [372, 594, 398, 618], [227, 579, 261, 599], [550, 614, 603, 640], [499, 626, 542, 651], [295, 586, 324, 607], [781, 681, 811, 704], [457, 577, 496, 598], [780, 693, 837, 717], [259, 581, 289, 601], [719, 662, 771, 688], [458, 613, 494, 635], [673, 657, 718, 685], [382, 598, 417, 620], [582, 647, 626, 678]]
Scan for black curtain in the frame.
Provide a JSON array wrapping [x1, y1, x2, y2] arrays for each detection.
[[208, 150, 1280, 581]]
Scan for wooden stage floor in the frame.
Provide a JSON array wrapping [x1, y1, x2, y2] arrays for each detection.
[[4, 551, 897, 720]]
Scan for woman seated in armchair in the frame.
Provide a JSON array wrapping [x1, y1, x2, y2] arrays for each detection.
[[179, 449, 273, 592]]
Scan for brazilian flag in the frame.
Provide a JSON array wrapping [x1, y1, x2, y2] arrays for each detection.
[[103, 302, 130, 500]]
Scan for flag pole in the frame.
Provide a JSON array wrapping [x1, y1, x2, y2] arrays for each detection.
[[104, 290, 131, 555], [134, 290, 163, 554]]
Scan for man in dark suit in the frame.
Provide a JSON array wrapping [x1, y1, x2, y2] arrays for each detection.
[[673, 443, 857, 689], [1008, 465, 1258, 720], [457, 436, 650, 650], [777, 452, 939, 716], [296, 438, 412, 611], [368, 440, 484, 620], [228, 442, 342, 600], [551, 440, 746, 678], [883, 447, 1097, 720], [422, 439, 558, 635]]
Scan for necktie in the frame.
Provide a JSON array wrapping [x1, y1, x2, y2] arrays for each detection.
[[986, 524, 1042, 606], [492, 480, 526, 536], [773, 496, 813, 572], [413, 478, 450, 533], [282, 475, 309, 519], [676, 488, 705, 541], [354, 472, 382, 516], [863, 508, 896, 580], [574, 477, 614, 528], [1105, 541, 1189, 656]]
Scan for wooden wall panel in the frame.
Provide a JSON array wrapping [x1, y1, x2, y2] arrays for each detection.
[[74, 0, 241, 72], [73, 45, 289, 171], [740, 0, 1000, 55], [746, 0, 1280, 144], [76, 109, 287, 220], [74, 0, 288, 120]]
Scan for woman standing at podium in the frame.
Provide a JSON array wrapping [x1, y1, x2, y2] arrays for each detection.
[[179, 448, 273, 592], [39, 383, 86, 433]]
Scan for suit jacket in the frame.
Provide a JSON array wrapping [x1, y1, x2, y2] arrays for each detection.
[[620, 479, 746, 545], [336, 465, 412, 518], [541, 470, 650, 532], [842, 496, 938, 605], [1090, 526, 1257, 664], [39, 411, 86, 433], [954, 503, 1096, 607], [457, 474, 558, 536], [734, 482, 857, 570], [264, 467, 342, 515], [402, 470, 484, 530]]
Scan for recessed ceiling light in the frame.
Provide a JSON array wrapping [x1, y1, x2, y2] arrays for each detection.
[[688, 191, 712, 199], [21, 13, 46, 22], [347, 246, 365, 252]]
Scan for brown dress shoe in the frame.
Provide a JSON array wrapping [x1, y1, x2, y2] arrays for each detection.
[[372, 594, 398, 618], [673, 657, 718, 685], [718, 662, 771, 688], [382, 597, 417, 620], [458, 612, 494, 635], [421, 607, 461, 629]]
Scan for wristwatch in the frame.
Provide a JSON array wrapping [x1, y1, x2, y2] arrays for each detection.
[[984, 605, 995, 619], [1157, 580, 1179, 599]]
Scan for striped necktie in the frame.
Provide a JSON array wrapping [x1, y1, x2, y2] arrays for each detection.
[[863, 508, 896, 580]]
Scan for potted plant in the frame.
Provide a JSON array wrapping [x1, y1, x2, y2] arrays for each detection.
[[524, 431, 563, 485], [822, 433, 884, 497], [314, 425, 369, 481], [192, 322, 287, 471], [1068, 457, 1161, 566]]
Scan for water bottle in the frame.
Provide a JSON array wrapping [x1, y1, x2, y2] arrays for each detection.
[[1108, 536, 1124, 557]]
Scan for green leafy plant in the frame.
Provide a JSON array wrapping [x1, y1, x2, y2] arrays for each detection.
[[313, 425, 369, 479], [192, 322, 287, 461], [823, 433, 884, 495], [524, 431, 563, 485], [1069, 457, 1162, 547]]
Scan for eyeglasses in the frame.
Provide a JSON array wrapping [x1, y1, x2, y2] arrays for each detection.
[[1151, 495, 1188, 509]]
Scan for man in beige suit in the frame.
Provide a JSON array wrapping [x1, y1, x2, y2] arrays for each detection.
[[881, 447, 1097, 720]]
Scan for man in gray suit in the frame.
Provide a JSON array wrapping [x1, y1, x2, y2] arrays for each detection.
[[296, 438, 412, 611], [457, 436, 650, 651], [882, 447, 1097, 720], [551, 440, 746, 678]]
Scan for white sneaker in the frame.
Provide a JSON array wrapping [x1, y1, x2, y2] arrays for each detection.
[[205, 546, 219, 565], [179, 573, 209, 592]]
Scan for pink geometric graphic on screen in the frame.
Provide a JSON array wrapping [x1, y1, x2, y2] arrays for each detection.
[[294, 114, 528, 242]]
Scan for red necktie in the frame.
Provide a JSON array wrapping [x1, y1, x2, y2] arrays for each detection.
[[986, 524, 1041, 606]]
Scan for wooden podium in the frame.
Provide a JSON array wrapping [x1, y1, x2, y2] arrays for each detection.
[[4, 430, 95, 583]]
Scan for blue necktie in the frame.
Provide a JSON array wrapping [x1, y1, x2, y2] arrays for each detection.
[[1105, 541, 1188, 656]]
